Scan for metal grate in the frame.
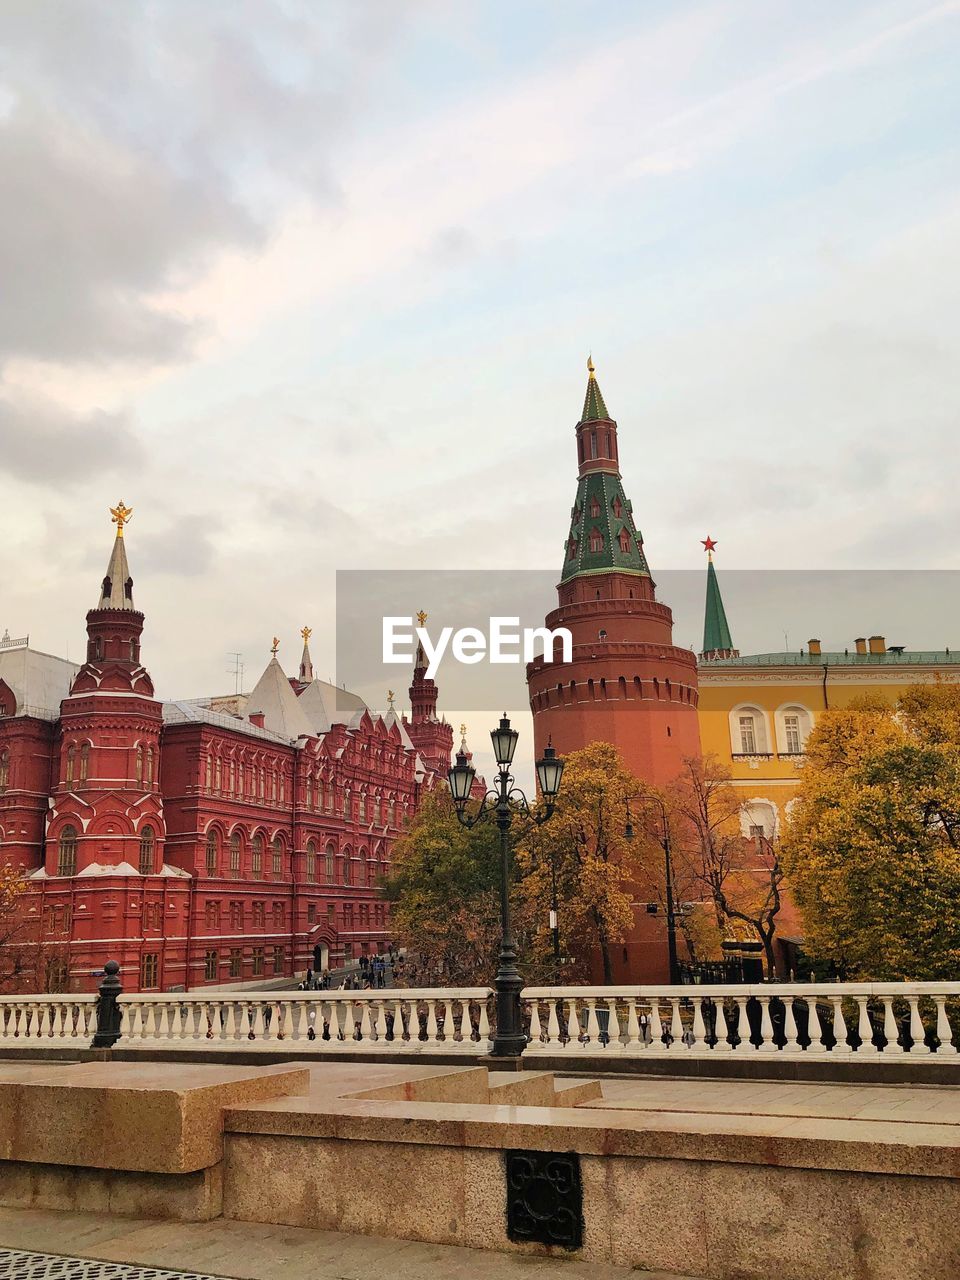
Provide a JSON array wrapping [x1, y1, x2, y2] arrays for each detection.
[[0, 1251, 227, 1280]]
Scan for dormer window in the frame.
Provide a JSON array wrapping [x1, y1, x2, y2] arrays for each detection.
[[589, 527, 604, 553], [612, 495, 622, 518], [618, 527, 631, 553], [589, 497, 601, 518], [567, 538, 577, 561]]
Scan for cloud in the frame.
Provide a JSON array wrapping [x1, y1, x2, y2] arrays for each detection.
[[0, 391, 141, 483]]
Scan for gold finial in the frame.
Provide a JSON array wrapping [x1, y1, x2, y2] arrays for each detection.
[[587, 354, 595, 377], [416, 609, 428, 627], [270, 636, 280, 656], [300, 625, 312, 643], [110, 500, 133, 537], [459, 722, 467, 737], [459, 723, 468, 752], [387, 689, 395, 707]]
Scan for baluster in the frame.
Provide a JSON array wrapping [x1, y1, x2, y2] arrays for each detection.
[[528, 1001, 542, 1045], [375, 1001, 390, 1044], [425, 1000, 439, 1046], [624, 997, 641, 1051], [49, 1002, 64, 1040], [392, 998, 405, 1043], [566, 999, 581, 1045], [143, 1002, 159, 1039], [585, 999, 600, 1049], [454, 999, 470, 1047], [735, 997, 751, 1052], [691, 999, 706, 1051], [758, 997, 777, 1053], [250, 1003, 266, 1040], [713, 997, 731, 1051], [669, 999, 684, 1050], [606, 998, 623, 1051], [855, 997, 877, 1054], [907, 996, 930, 1055], [830, 997, 851, 1054], [546, 999, 561, 1047], [478, 998, 492, 1046], [648, 998, 665, 1051], [358, 1002, 372, 1044], [782, 997, 801, 1054], [881, 998, 901, 1054], [276, 1002, 292, 1041], [934, 996, 957, 1055]]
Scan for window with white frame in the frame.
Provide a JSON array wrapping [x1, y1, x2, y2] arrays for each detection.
[[739, 715, 757, 754]]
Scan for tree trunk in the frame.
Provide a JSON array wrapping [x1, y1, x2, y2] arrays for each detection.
[[593, 909, 614, 984]]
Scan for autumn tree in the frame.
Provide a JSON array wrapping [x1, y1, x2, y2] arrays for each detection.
[[383, 789, 508, 985], [655, 756, 785, 977], [0, 862, 31, 991], [516, 741, 652, 984], [780, 685, 960, 979]]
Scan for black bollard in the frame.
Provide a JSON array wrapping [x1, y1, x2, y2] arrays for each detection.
[[92, 960, 123, 1048]]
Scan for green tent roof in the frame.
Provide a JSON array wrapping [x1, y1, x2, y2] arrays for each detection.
[[581, 358, 609, 422], [702, 557, 734, 655]]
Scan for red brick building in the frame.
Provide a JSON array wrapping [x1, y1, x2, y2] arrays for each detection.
[[0, 505, 454, 994], [526, 361, 702, 981]]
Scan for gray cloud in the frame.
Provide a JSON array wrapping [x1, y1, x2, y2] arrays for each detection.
[[0, 391, 142, 483], [135, 520, 222, 579]]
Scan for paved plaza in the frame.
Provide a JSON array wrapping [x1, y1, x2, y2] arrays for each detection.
[[0, 1208, 696, 1280]]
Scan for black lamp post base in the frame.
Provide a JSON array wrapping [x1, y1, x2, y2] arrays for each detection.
[[491, 1032, 528, 1058]]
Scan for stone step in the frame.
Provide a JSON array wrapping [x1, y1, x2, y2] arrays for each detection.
[[486, 1070, 558, 1107], [553, 1076, 603, 1106]]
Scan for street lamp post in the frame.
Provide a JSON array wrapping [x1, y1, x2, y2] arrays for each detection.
[[626, 795, 681, 986], [448, 716, 564, 1057]]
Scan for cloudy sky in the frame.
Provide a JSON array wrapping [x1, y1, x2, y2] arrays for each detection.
[[2, 0, 959, 782]]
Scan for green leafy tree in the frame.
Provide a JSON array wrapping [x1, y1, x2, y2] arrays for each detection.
[[781, 685, 960, 979], [517, 742, 651, 984]]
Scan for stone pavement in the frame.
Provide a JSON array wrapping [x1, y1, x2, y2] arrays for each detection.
[[584, 1075, 960, 1124], [0, 1208, 700, 1280]]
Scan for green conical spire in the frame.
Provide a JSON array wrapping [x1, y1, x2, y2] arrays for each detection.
[[581, 355, 609, 421], [701, 539, 735, 657]]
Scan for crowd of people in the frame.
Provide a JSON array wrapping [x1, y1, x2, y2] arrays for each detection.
[[296, 950, 394, 993]]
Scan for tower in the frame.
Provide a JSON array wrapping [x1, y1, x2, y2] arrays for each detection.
[[700, 537, 738, 661], [526, 360, 701, 785], [46, 502, 165, 876], [402, 611, 454, 778]]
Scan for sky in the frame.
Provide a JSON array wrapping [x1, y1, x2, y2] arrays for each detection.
[[1, 0, 959, 786]]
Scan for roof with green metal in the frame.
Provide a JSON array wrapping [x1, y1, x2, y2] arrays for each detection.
[[561, 471, 650, 582], [581, 362, 610, 422], [702, 557, 733, 654], [700, 650, 960, 668]]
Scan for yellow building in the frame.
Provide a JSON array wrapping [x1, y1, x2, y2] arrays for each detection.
[[696, 547, 960, 838]]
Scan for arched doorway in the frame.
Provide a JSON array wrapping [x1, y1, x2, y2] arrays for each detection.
[[313, 942, 329, 972]]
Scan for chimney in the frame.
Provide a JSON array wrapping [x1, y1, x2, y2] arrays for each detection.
[[868, 635, 886, 655], [854, 637, 867, 655], [249, 711, 265, 728], [808, 638, 821, 656]]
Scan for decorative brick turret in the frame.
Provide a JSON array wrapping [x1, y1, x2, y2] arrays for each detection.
[[402, 613, 454, 779], [527, 360, 701, 787], [46, 501, 166, 876]]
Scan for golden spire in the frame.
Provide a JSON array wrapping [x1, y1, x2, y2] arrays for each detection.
[[459, 723, 468, 752], [110, 500, 133, 537], [300, 625, 312, 643], [587, 354, 595, 378], [270, 636, 280, 656], [416, 609, 428, 627], [387, 689, 395, 707]]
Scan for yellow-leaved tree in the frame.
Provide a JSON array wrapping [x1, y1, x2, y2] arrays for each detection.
[[780, 685, 960, 979], [516, 741, 652, 984]]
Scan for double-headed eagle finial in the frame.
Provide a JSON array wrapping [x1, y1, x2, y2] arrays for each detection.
[[110, 500, 133, 536]]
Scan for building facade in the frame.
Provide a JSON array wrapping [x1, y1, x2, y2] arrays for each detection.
[[0, 505, 455, 994]]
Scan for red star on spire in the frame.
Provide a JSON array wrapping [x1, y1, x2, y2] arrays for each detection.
[[701, 536, 718, 554]]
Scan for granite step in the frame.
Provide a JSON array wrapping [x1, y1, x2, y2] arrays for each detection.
[[553, 1076, 603, 1106], [487, 1069, 558, 1107]]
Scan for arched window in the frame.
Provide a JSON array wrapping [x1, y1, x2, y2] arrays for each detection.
[[612, 495, 622, 518], [325, 842, 335, 883], [252, 833, 264, 877], [730, 706, 769, 756], [342, 848, 352, 886], [214, 757, 222, 792], [230, 831, 241, 876], [65, 744, 75, 785], [0, 751, 9, 794], [589, 496, 600, 518], [139, 825, 155, 875], [306, 838, 317, 883], [205, 829, 218, 875], [567, 538, 577, 561], [740, 800, 778, 841], [146, 746, 154, 785], [359, 792, 367, 822], [306, 774, 313, 809], [776, 705, 813, 756], [272, 836, 282, 876], [618, 527, 631, 553], [79, 743, 89, 783], [205, 755, 212, 789], [58, 826, 78, 876], [359, 848, 368, 886], [589, 528, 603, 553], [136, 746, 144, 785], [129, 639, 137, 662]]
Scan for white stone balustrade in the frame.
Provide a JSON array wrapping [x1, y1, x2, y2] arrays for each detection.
[[116, 988, 494, 1051], [0, 995, 98, 1044], [521, 983, 960, 1057]]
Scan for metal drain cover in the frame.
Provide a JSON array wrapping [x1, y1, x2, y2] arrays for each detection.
[[0, 1251, 227, 1280]]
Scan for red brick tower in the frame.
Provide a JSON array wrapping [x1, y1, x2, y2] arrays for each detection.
[[46, 502, 166, 877], [402, 612, 454, 779], [527, 360, 700, 785]]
